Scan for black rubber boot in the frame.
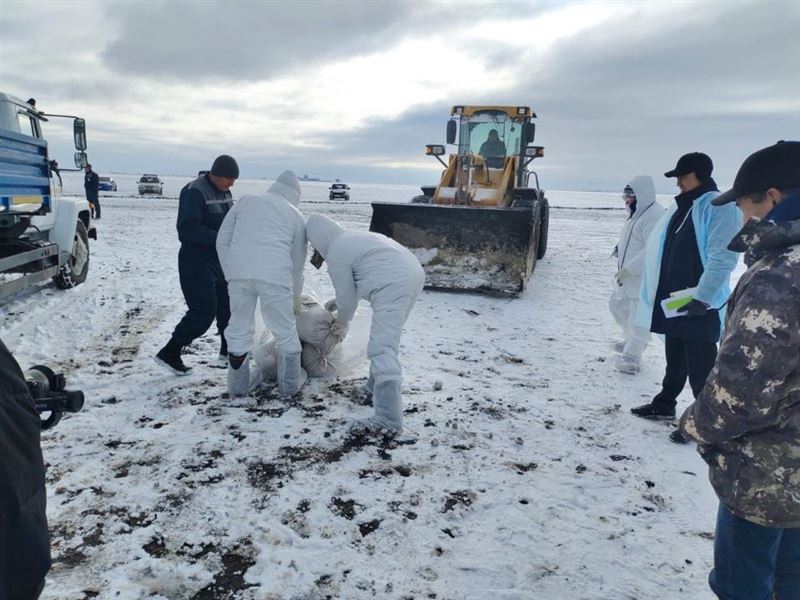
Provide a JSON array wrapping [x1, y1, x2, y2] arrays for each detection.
[[155, 337, 191, 375], [219, 336, 228, 360], [630, 402, 675, 420], [669, 429, 689, 444]]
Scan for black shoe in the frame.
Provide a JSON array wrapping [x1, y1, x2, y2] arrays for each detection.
[[631, 402, 675, 420], [219, 337, 228, 360], [155, 338, 191, 375], [669, 430, 689, 444]]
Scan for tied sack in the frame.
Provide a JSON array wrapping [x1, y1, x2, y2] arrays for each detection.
[[296, 295, 347, 354], [301, 342, 337, 378]]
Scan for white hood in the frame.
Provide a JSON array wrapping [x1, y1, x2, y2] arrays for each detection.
[[627, 175, 656, 211], [615, 174, 666, 298], [268, 170, 301, 207], [306, 214, 343, 258]]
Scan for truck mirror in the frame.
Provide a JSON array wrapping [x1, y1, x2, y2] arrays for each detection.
[[425, 144, 446, 156], [74, 152, 88, 169], [525, 122, 536, 144], [73, 118, 87, 151], [446, 119, 457, 145]]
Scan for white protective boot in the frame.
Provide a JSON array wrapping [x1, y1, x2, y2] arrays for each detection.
[[227, 353, 252, 397], [277, 351, 308, 396], [357, 379, 403, 433], [362, 369, 375, 399], [616, 354, 641, 374], [611, 340, 626, 353]]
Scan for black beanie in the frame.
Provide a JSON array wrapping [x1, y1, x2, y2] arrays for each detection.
[[210, 155, 239, 178]]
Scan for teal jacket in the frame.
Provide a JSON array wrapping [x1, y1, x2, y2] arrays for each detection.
[[634, 190, 741, 330]]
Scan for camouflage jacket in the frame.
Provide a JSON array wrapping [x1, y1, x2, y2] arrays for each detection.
[[679, 217, 800, 528]]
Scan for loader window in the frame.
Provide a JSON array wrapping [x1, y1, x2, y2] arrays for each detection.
[[468, 121, 522, 162]]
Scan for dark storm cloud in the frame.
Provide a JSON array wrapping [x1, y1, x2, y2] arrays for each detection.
[[462, 1, 800, 191], [100, 1, 546, 82]]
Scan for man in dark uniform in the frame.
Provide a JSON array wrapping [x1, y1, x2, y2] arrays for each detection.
[[84, 163, 100, 219], [155, 155, 239, 374], [0, 339, 50, 600], [630, 152, 740, 443], [478, 129, 507, 168]]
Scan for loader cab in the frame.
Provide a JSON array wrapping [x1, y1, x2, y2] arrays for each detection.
[[450, 106, 539, 188]]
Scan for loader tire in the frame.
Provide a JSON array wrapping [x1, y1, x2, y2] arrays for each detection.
[[537, 198, 549, 260], [54, 220, 90, 289]]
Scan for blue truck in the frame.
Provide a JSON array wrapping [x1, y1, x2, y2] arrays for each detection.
[[0, 92, 96, 300]]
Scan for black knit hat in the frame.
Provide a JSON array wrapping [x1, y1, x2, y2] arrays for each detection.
[[712, 141, 800, 206], [210, 155, 239, 178], [664, 152, 713, 179]]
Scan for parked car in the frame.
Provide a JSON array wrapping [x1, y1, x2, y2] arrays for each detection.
[[329, 183, 350, 201], [137, 174, 163, 195], [98, 176, 117, 192]]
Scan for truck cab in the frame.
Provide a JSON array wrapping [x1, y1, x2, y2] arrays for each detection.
[[0, 92, 94, 299]]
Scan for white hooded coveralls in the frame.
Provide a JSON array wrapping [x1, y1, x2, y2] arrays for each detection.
[[216, 171, 307, 357], [609, 175, 665, 359], [305, 215, 424, 387]]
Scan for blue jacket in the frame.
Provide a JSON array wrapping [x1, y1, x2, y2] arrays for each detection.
[[635, 190, 741, 330]]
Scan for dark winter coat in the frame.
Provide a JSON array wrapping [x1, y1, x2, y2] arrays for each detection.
[[84, 170, 99, 202], [176, 175, 233, 256], [651, 181, 721, 342], [0, 339, 50, 599], [680, 217, 800, 528]]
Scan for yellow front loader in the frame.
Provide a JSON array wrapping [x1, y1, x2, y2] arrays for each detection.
[[369, 105, 549, 296]]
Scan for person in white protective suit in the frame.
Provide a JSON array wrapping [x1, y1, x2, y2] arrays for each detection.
[[609, 175, 665, 374], [216, 170, 308, 396], [305, 214, 425, 434]]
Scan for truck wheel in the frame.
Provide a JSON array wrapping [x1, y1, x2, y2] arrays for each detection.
[[537, 198, 549, 260], [54, 221, 90, 289]]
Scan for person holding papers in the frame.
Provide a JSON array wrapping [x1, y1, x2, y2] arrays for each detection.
[[630, 152, 740, 443]]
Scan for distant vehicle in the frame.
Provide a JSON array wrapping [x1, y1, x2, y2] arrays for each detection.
[[98, 176, 117, 192], [137, 174, 163, 195], [329, 183, 350, 201], [0, 92, 96, 299]]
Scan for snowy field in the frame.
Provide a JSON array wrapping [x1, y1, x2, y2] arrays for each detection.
[[1, 173, 732, 599]]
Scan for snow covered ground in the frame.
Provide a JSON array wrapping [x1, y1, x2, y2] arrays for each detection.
[[1, 173, 732, 599]]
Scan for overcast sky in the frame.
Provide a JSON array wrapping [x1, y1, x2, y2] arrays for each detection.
[[1, 0, 798, 191]]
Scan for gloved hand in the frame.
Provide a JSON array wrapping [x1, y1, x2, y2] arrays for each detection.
[[330, 319, 349, 341], [677, 299, 709, 317], [615, 268, 632, 286], [324, 298, 337, 313]]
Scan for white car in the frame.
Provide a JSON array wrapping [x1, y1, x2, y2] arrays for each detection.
[[329, 183, 350, 201], [137, 174, 163, 195]]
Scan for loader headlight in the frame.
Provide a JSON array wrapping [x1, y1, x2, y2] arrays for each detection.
[[453, 105, 464, 115], [516, 106, 529, 116], [425, 144, 446, 156], [525, 146, 545, 157]]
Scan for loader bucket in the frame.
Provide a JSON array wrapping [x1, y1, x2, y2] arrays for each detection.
[[369, 202, 540, 296]]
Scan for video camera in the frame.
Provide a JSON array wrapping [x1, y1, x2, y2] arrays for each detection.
[[25, 365, 84, 430]]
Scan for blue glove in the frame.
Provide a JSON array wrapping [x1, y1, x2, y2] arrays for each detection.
[[677, 299, 709, 317]]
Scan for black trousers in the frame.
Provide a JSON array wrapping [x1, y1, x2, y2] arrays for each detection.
[[654, 335, 718, 409], [172, 247, 230, 346]]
